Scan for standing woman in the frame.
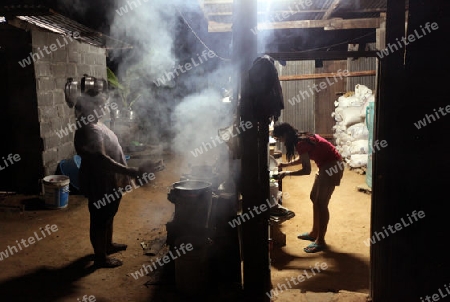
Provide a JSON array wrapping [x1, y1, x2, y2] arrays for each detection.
[[272, 122, 344, 253]]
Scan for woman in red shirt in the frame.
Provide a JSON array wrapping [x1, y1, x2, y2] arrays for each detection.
[[273, 122, 344, 253]]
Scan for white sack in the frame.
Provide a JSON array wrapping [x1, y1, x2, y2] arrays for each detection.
[[340, 145, 351, 159], [348, 154, 368, 167], [347, 122, 369, 140], [355, 84, 372, 99], [340, 106, 365, 128], [350, 140, 369, 154], [336, 95, 365, 107]]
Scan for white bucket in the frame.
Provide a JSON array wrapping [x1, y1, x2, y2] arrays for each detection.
[[42, 175, 70, 209]]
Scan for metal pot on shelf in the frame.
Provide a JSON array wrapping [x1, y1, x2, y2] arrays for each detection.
[[121, 108, 136, 120]]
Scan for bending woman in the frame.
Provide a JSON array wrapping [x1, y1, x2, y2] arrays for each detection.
[[273, 122, 344, 253]]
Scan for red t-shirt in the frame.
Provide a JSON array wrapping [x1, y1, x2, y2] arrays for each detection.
[[296, 134, 342, 169]]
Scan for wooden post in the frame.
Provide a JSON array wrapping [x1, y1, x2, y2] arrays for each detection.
[[233, 0, 271, 300], [371, 0, 405, 301]]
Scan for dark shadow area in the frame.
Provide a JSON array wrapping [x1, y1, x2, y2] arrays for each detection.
[[20, 197, 47, 211], [269, 246, 369, 293], [0, 255, 96, 301], [145, 228, 244, 302], [270, 244, 305, 270]]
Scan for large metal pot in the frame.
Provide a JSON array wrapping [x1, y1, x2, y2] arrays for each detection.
[[181, 165, 219, 190], [168, 180, 213, 229]]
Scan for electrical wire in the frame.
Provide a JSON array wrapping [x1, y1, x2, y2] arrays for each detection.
[[289, 31, 376, 53], [175, 6, 231, 62], [175, 5, 376, 60]]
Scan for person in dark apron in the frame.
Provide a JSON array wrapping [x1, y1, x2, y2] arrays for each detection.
[[74, 94, 146, 268]]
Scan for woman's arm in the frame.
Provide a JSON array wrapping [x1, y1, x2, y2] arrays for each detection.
[[92, 152, 139, 176], [281, 152, 312, 176], [279, 156, 302, 168]]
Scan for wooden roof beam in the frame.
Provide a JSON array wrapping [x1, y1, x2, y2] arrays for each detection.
[[209, 17, 381, 32], [322, 0, 341, 20]]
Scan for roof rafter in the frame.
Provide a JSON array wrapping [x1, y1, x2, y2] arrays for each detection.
[[209, 17, 381, 32]]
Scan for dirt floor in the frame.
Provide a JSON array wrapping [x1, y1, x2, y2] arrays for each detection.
[[0, 151, 371, 302]]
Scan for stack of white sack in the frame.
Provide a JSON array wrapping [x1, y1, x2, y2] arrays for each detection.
[[331, 84, 374, 168]]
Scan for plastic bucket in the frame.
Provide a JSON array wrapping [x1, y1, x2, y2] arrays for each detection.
[[174, 236, 210, 297], [59, 155, 81, 192], [42, 175, 70, 209]]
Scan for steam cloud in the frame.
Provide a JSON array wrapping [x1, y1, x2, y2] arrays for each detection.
[[108, 0, 234, 170]]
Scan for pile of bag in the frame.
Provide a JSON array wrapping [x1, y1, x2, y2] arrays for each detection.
[[331, 84, 374, 168]]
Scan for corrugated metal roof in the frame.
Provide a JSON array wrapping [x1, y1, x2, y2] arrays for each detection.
[[202, 0, 387, 32], [1, 6, 132, 49]]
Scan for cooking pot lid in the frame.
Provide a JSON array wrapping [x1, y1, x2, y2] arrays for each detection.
[[172, 180, 212, 190]]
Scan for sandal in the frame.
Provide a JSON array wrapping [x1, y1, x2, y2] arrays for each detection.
[[94, 256, 123, 268], [304, 242, 326, 253], [107, 243, 128, 255], [297, 232, 315, 241]]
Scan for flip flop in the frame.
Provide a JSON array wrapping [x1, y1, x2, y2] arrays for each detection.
[[304, 242, 326, 253], [297, 232, 315, 241]]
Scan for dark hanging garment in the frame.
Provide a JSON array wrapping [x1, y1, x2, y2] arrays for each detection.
[[248, 55, 284, 121]]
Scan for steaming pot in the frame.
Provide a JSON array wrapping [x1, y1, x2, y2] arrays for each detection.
[[180, 165, 220, 190], [168, 180, 213, 229]]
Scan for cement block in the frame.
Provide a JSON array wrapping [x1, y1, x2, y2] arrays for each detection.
[[43, 135, 60, 150], [95, 53, 107, 66], [52, 63, 67, 78], [53, 90, 66, 105], [42, 149, 57, 166], [57, 142, 75, 160], [39, 122, 53, 137], [37, 77, 56, 91], [52, 48, 68, 63], [68, 51, 81, 64], [34, 62, 51, 77], [38, 106, 58, 122], [84, 53, 96, 65], [55, 104, 67, 118], [66, 63, 77, 77], [89, 45, 102, 54], [61, 132, 74, 144], [37, 91, 54, 106], [78, 43, 90, 53], [55, 79, 68, 93], [92, 66, 107, 78], [46, 162, 59, 175], [30, 47, 50, 62], [32, 30, 49, 47], [77, 64, 91, 76]]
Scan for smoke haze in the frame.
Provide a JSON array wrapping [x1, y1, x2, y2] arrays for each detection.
[[108, 0, 234, 171]]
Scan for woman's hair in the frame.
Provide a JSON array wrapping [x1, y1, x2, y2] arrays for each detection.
[[272, 122, 315, 162]]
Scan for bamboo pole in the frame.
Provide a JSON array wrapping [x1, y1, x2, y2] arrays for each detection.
[[279, 70, 376, 81]]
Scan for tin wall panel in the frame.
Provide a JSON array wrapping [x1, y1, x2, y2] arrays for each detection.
[[346, 56, 377, 92], [276, 60, 315, 132]]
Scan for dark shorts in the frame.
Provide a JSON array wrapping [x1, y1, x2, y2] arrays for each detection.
[[310, 160, 344, 206], [88, 193, 122, 225]]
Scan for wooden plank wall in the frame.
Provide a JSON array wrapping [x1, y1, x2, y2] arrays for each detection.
[[314, 60, 347, 143]]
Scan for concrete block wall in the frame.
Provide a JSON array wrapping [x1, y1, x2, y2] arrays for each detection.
[[32, 29, 107, 177]]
